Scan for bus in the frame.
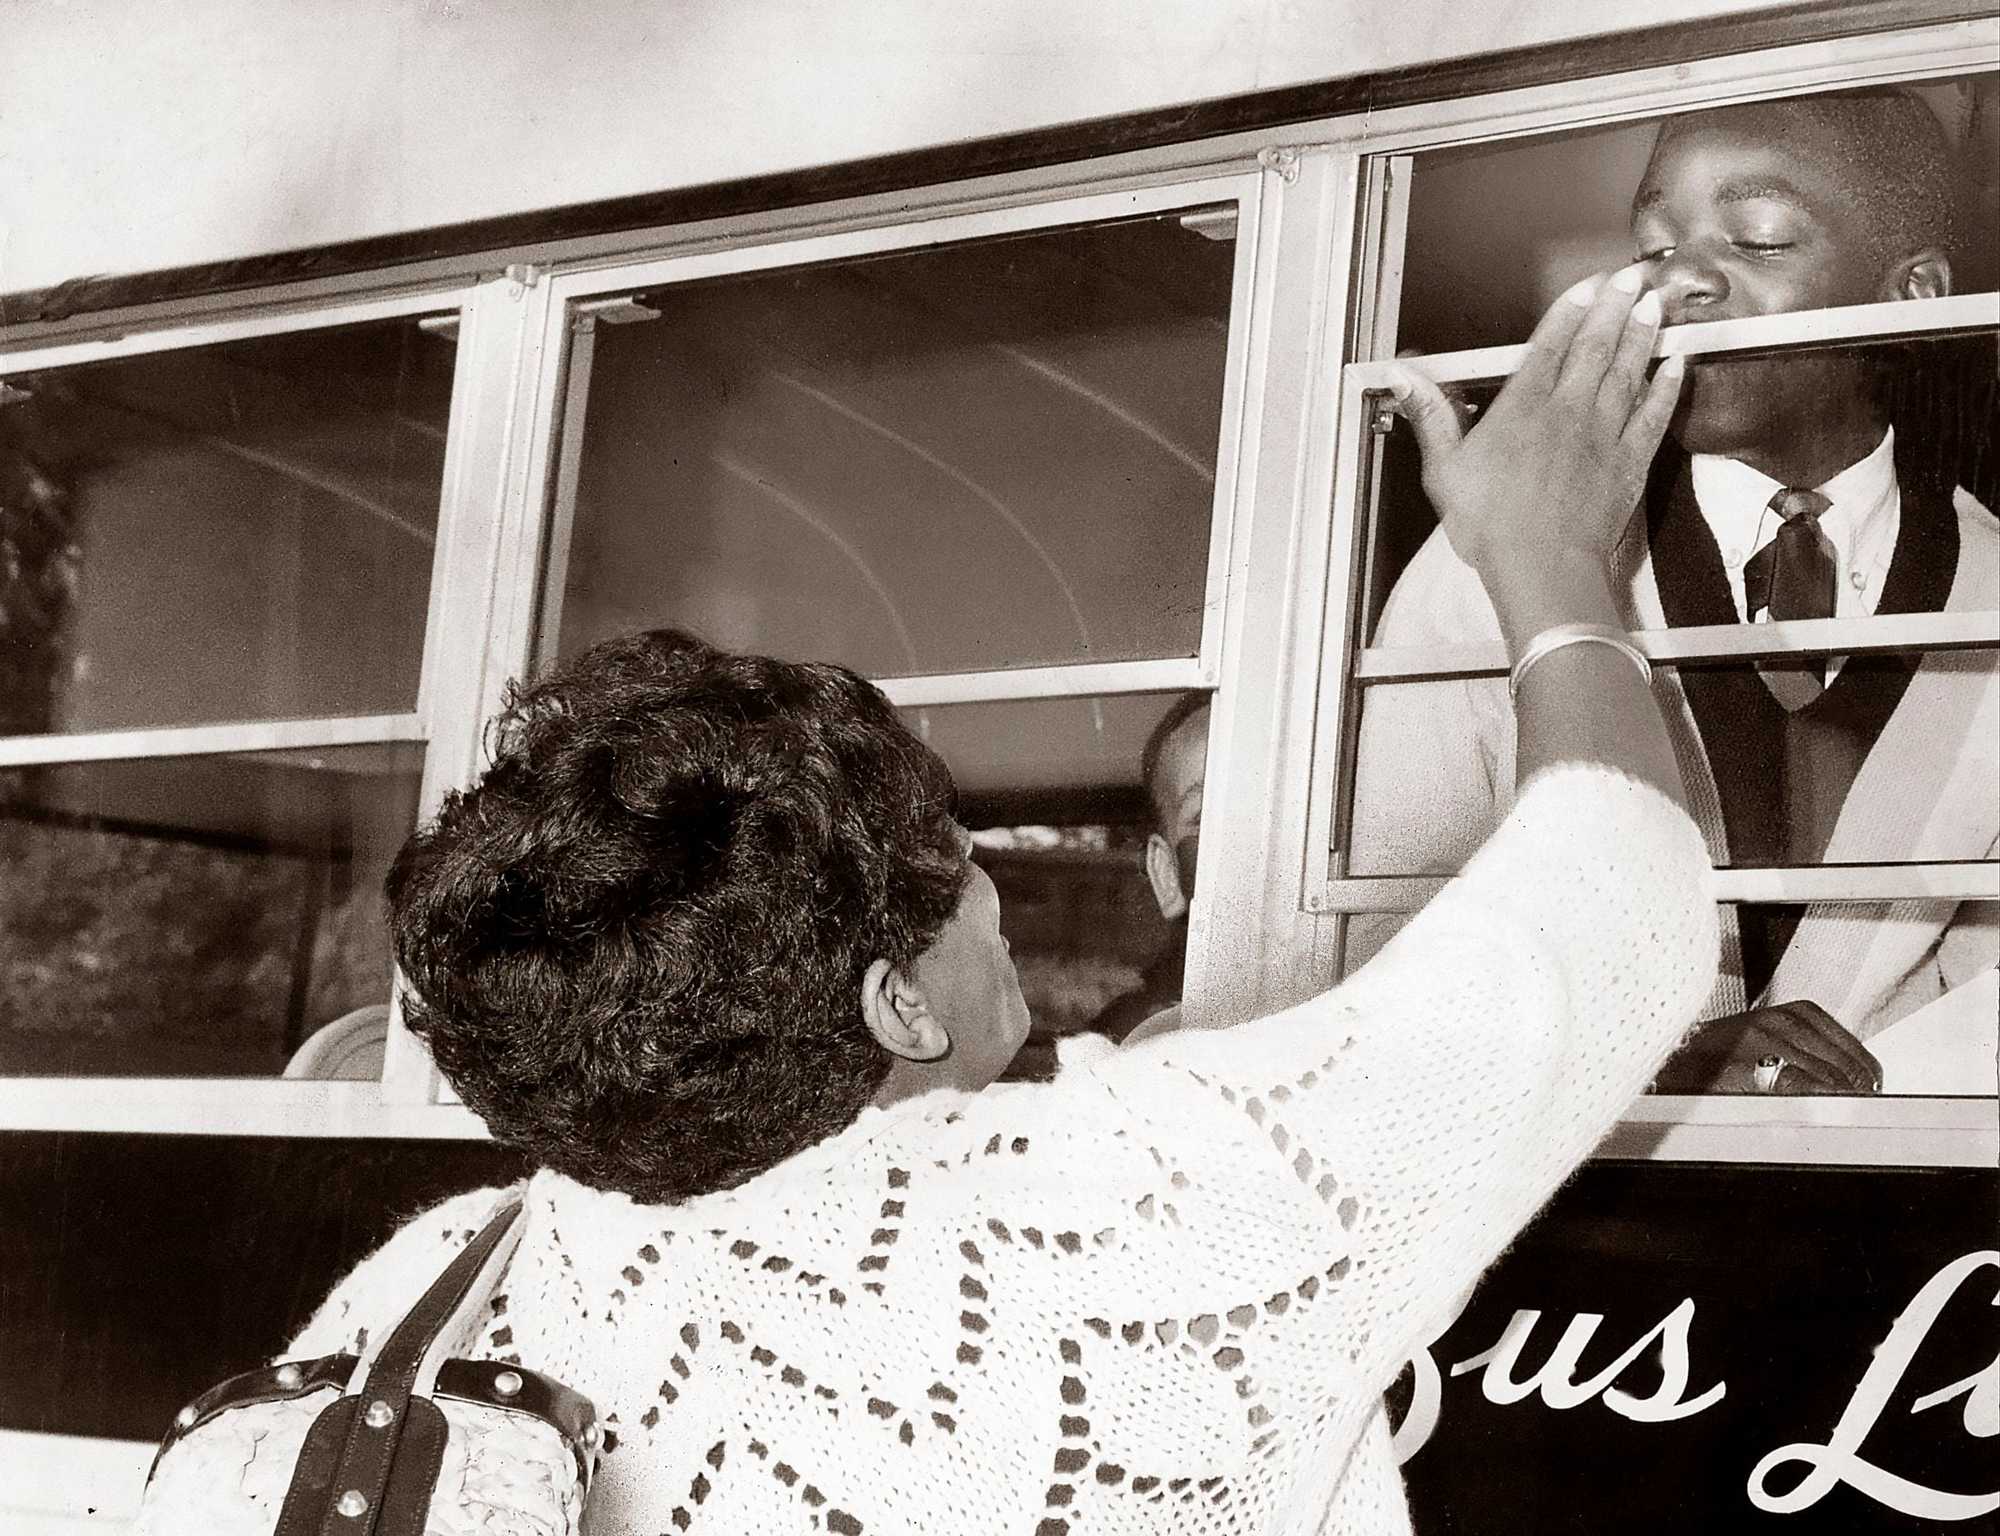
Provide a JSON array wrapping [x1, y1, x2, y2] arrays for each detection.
[[3, 1, 1993, 1527]]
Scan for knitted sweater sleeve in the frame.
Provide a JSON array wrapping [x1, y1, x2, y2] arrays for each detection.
[[998, 764, 1715, 1450], [1344, 529, 1514, 969]]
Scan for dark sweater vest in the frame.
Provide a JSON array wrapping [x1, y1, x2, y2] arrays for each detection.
[[1645, 454, 1960, 1000]]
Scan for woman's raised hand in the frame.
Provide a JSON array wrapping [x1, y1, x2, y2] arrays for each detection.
[[1387, 264, 1693, 812], [1386, 264, 1683, 591]]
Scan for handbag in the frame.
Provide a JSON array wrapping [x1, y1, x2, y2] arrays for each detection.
[[136, 1192, 599, 1535]]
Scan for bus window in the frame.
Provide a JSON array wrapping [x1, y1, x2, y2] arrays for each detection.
[[0, 313, 451, 1080], [1392, 74, 1999, 357], [0, 318, 450, 736], [533, 209, 1235, 680], [0, 744, 420, 1076], [902, 691, 1209, 1078], [1321, 74, 1999, 1103]]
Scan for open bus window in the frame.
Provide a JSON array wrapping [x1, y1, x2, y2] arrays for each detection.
[[533, 209, 1236, 680], [1333, 338, 1998, 1102], [1326, 72, 2000, 1105], [0, 744, 420, 1076], [1392, 74, 1999, 357], [0, 317, 451, 737], [900, 691, 1210, 1078]]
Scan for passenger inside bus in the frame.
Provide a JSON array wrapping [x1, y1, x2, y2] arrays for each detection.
[[1349, 88, 1997, 1094], [1083, 690, 1208, 1042]]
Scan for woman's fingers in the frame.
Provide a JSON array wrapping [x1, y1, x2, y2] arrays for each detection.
[[1600, 288, 1663, 421], [1554, 264, 1650, 402], [1383, 364, 1465, 466], [1510, 273, 1602, 399], [1620, 352, 1685, 460]]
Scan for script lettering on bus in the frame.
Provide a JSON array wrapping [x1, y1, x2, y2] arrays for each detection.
[[1749, 1249, 1998, 1523], [1393, 1250, 1998, 1523], [1391, 1290, 1724, 1462]]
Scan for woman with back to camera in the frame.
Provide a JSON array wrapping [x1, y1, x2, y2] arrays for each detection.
[[214, 272, 1709, 1532]]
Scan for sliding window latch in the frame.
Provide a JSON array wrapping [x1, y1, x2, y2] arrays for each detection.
[[572, 297, 662, 331]]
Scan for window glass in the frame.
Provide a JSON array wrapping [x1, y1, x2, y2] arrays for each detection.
[[0, 315, 452, 736], [1393, 73, 1998, 356], [899, 692, 1210, 1077], [1344, 648, 1998, 874], [0, 743, 421, 1076], [1341, 326, 1996, 931], [537, 210, 1237, 679]]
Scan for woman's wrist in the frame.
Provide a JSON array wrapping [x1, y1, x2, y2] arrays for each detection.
[[1477, 547, 1622, 659]]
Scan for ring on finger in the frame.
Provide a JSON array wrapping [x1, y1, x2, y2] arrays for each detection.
[[1752, 1053, 1787, 1093]]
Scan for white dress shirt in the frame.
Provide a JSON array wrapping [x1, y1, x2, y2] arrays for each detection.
[[1690, 427, 1901, 623], [1690, 429, 1899, 686]]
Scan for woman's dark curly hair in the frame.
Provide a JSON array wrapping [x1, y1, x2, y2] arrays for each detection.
[[387, 629, 968, 1203]]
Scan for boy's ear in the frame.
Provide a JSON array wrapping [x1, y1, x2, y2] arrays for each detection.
[[1144, 831, 1188, 921], [859, 958, 951, 1062], [1890, 249, 1951, 303]]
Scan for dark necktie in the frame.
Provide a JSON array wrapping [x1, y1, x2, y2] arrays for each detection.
[[1742, 486, 1835, 706]]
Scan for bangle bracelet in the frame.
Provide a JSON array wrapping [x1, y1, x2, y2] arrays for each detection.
[[1508, 622, 1653, 701]]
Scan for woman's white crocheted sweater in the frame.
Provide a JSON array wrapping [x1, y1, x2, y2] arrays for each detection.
[[291, 767, 1716, 1535]]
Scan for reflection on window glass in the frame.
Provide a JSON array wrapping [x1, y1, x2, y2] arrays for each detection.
[[1394, 74, 1998, 355], [0, 744, 421, 1076], [0, 317, 452, 737], [539, 211, 1236, 679], [900, 691, 1210, 1078]]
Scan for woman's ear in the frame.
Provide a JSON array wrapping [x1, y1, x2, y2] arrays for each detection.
[[858, 957, 952, 1062], [1144, 831, 1188, 922], [1891, 249, 1952, 303]]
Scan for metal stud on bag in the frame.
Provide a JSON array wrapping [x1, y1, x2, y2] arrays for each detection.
[[335, 1489, 369, 1518]]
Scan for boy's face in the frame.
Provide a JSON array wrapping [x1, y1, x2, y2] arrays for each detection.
[[1630, 109, 1914, 462]]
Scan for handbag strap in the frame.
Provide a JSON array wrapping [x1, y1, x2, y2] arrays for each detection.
[[356, 1191, 527, 1402], [288, 1191, 526, 1536]]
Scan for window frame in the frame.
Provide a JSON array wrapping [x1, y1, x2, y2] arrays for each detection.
[[516, 173, 1264, 704], [0, 278, 507, 1132], [407, 170, 1274, 1103], [1313, 293, 2000, 909], [1280, 42, 2000, 1171]]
